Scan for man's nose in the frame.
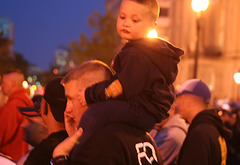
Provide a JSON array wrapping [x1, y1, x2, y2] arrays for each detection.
[[65, 102, 72, 112]]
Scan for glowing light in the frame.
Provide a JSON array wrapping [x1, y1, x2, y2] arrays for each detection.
[[192, 0, 209, 12], [234, 72, 240, 84], [53, 68, 59, 75], [32, 75, 37, 81], [27, 76, 33, 83], [22, 81, 29, 89], [35, 81, 41, 87], [32, 85, 37, 91], [148, 30, 158, 38]]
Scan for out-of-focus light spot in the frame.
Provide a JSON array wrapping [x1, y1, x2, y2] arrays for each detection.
[[22, 81, 29, 89], [218, 110, 223, 117], [35, 81, 41, 87], [29, 86, 35, 98], [37, 86, 44, 95], [27, 76, 33, 83], [191, 0, 209, 12], [69, 61, 75, 67], [148, 30, 158, 38], [32, 75, 37, 81], [32, 85, 37, 91], [234, 72, 240, 84], [53, 68, 59, 75]]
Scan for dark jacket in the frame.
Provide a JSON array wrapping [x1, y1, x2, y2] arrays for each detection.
[[177, 109, 232, 165], [53, 123, 163, 165], [85, 38, 183, 122], [24, 130, 68, 165]]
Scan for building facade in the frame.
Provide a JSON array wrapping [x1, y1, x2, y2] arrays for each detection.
[[0, 17, 14, 57], [106, 0, 240, 101], [168, 0, 240, 101]]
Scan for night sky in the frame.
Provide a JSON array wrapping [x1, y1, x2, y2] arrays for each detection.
[[0, 0, 106, 70]]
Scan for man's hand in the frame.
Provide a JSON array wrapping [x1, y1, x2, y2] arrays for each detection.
[[53, 128, 83, 157], [64, 111, 78, 136], [105, 79, 123, 98], [77, 88, 87, 106]]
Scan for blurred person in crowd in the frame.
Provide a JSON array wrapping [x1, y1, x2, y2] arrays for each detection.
[[149, 102, 189, 165], [17, 95, 48, 165], [23, 77, 68, 165], [0, 76, 8, 108], [0, 90, 8, 109], [176, 79, 232, 165], [225, 108, 240, 165], [19, 95, 48, 147], [217, 108, 237, 129], [0, 69, 33, 161], [51, 60, 162, 165]]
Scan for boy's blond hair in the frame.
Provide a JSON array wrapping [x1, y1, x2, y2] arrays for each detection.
[[128, 0, 160, 21]]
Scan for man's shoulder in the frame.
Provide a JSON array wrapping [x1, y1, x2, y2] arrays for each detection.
[[78, 123, 163, 165]]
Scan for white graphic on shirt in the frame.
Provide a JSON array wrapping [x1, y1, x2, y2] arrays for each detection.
[[135, 142, 158, 165]]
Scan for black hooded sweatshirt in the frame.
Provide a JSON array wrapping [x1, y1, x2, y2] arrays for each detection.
[[177, 109, 232, 165], [85, 38, 184, 122]]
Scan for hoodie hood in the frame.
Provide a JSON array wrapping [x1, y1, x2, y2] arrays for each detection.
[[190, 109, 232, 141], [128, 38, 184, 84]]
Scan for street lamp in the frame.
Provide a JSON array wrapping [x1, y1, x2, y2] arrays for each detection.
[[192, 0, 209, 78], [234, 71, 240, 100]]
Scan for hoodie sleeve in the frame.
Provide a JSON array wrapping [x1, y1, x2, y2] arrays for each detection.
[[85, 80, 113, 104]]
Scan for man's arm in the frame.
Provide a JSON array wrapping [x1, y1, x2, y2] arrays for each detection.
[[64, 111, 78, 136], [51, 128, 83, 165]]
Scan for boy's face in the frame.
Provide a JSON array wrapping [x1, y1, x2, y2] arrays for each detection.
[[117, 0, 157, 41]]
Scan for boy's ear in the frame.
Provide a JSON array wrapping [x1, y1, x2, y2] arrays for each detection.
[[152, 21, 158, 29]]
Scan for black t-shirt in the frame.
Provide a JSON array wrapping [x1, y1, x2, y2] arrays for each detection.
[[55, 123, 163, 165], [24, 130, 68, 165]]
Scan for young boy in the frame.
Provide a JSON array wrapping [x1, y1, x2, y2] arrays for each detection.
[[77, 0, 184, 149]]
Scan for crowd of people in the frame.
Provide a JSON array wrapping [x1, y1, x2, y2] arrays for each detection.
[[0, 0, 240, 164]]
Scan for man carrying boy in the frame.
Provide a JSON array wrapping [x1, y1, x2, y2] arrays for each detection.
[[74, 0, 184, 151], [51, 60, 163, 165]]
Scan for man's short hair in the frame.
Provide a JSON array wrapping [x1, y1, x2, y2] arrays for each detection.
[[129, 0, 160, 21], [61, 60, 113, 87]]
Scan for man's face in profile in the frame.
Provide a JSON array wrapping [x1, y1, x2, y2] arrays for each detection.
[[64, 80, 88, 126]]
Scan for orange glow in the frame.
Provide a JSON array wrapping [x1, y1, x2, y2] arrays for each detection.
[[234, 72, 240, 84], [148, 30, 158, 38], [191, 0, 209, 12]]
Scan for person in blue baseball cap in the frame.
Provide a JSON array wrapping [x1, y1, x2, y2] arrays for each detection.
[[176, 79, 231, 165], [18, 95, 48, 147]]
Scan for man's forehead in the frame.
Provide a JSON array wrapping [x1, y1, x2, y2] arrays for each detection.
[[64, 80, 77, 89], [64, 80, 80, 97]]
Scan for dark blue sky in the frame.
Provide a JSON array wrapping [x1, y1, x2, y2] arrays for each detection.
[[0, 0, 106, 70]]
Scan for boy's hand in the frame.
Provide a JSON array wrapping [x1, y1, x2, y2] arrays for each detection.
[[105, 79, 123, 98], [53, 128, 83, 157], [77, 88, 87, 106]]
